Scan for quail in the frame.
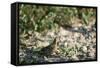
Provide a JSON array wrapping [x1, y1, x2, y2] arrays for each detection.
[[40, 37, 59, 57]]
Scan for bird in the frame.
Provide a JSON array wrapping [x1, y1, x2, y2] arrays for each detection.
[[40, 37, 59, 57]]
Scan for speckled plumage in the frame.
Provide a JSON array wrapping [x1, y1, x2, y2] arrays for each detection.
[[40, 37, 59, 56]]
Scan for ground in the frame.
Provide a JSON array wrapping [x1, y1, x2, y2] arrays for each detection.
[[19, 22, 96, 64]]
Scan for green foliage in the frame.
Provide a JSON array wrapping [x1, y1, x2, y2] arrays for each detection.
[[59, 46, 77, 57], [77, 8, 96, 25], [19, 4, 95, 33], [19, 4, 96, 34]]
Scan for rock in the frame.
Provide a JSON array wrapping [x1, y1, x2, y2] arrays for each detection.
[[74, 33, 79, 38], [64, 42, 68, 47], [71, 55, 79, 60], [59, 36, 66, 42], [46, 30, 55, 37], [80, 46, 87, 53], [87, 52, 95, 58], [19, 51, 25, 58], [59, 27, 69, 36]]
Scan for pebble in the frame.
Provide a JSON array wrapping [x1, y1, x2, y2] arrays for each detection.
[[72, 55, 79, 60], [81, 46, 87, 53]]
